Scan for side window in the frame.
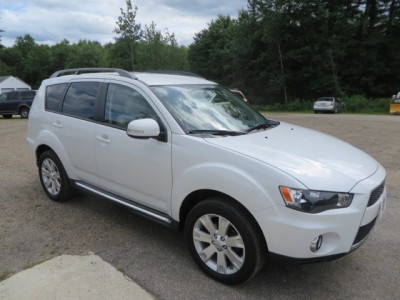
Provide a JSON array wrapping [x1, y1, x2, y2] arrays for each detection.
[[0, 94, 7, 101], [104, 83, 158, 129], [62, 82, 99, 119], [7, 92, 18, 100], [21, 91, 36, 99], [46, 84, 67, 111]]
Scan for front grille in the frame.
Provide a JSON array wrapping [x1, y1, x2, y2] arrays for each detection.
[[368, 181, 385, 207], [353, 217, 377, 245]]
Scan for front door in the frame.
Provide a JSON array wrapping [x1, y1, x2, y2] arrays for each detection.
[[94, 82, 172, 213]]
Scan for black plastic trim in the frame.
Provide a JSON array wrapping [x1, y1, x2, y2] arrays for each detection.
[[269, 252, 348, 265]]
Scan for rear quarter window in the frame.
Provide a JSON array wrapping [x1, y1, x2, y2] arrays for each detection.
[[46, 84, 67, 111]]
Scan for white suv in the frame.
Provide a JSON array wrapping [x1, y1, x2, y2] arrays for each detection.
[[27, 68, 386, 284]]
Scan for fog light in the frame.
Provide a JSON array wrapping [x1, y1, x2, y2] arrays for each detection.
[[310, 235, 323, 252]]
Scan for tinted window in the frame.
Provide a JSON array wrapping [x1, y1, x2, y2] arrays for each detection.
[[104, 83, 158, 129], [21, 91, 36, 99], [62, 82, 99, 119], [7, 92, 18, 100], [46, 84, 67, 111]]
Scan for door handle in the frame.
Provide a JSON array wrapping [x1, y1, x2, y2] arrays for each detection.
[[96, 135, 111, 144], [52, 121, 63, 128]]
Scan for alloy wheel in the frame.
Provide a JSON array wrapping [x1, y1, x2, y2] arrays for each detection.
[[41, 158, 61, 196], [192, 213, 245, 275]]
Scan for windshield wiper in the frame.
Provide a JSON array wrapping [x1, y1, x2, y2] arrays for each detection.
[[188, 130, 245, 136], [246, 120, 280, 133]]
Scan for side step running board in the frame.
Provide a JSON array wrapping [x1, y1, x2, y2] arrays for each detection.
[[74, 181, 174, 227]]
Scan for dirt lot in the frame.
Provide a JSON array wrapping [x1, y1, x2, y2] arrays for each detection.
[[0, 114, 399, 299]]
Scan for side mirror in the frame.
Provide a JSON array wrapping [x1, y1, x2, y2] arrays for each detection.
[[127, 118, 160, 139]]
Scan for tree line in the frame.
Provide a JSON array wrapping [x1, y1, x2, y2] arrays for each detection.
[[1, 0, 399, 105], [189, 0, 400, 104]]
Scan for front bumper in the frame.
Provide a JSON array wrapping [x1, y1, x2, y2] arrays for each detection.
[[254, 164, 386, 260]]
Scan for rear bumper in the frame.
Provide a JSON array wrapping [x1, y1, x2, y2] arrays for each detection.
[[314, 106, 335, 112]]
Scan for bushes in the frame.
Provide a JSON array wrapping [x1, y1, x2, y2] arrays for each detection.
[[254, 99, 313, 112], [342, 96, 391, 114], [254, 96, 391, 114]]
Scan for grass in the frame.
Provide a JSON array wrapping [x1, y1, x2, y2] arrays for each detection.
[[0, 270, 13, 282]]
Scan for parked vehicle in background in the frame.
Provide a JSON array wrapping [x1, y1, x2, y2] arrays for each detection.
[[393, 92, 400, 104], [390, 92, 400, 114], [230, 88, 251, 104], [313, 97, 343, 113], [0, 90, 36, 118], [27, 68, 386, 284]]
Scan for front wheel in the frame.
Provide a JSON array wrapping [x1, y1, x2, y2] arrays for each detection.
[[184, 198, 266, 285], [38, 150, 74, 202], [2, 114, 12, 119]]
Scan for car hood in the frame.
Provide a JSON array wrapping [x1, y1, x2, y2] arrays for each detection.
[[205, 122, 378, 192]]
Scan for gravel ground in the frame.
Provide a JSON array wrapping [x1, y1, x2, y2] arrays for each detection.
[[0, 113, 399, 299]]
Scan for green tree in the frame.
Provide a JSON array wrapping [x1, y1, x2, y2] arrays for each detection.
[[188, 0, 400, 103], [48, 39, 70, 73], [0, 47, 23, 76], [65, 40, 106, 68], [25, 44, 51, 88], [136, 22, 189, 70], [14, 34, 36, 57], [189, 15, 235, 84], [113, 0, 141, 70]]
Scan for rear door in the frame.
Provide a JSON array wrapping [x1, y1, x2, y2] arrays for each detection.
[[94, 81, 172, 213], [53, 80, 101, 185]]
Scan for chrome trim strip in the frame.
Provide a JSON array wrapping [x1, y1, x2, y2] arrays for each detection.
[[75, 182, 171, 224]]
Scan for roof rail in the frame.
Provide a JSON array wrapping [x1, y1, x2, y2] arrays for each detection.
[[50, 68, 137, 79], [145, 70, 203, 78]]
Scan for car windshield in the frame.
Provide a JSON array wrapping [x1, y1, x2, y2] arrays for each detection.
[[317, 98, 333, 102], [151, 85, 268, 134]]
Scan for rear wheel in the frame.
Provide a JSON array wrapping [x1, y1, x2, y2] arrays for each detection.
[[38, 150, 74, 202], [2, 114, 12, 119], [184, 197, 266, 285]]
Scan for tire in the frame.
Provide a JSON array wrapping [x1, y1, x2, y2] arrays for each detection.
[[184, 197, 266, 285], [38, 150, 74, 202], [2, 114, 12, 119], [19, 107, 30, 118]]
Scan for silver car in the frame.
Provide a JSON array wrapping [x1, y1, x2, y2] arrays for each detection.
[[313, 97, 343, 113]]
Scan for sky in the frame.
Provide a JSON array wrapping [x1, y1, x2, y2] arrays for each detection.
[[0, 0, 248, 47]]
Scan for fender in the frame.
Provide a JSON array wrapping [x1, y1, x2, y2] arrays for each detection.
[[35, 129, 78, 180], [170, 160, 300, 221]]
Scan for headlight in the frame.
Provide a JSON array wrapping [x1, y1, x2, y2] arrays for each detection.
[[279, 186, 353, 213]]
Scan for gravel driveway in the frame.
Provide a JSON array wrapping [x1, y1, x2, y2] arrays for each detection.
[[0, 114, 399, 299]]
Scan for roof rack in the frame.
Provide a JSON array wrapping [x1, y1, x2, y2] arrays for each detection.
[[144, 70, 203, 78], [50, 68, 137, 79]]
